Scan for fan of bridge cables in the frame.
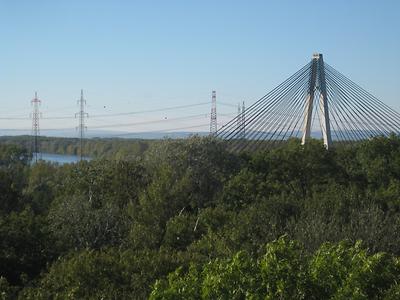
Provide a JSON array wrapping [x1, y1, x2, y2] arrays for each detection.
[[216, 57, 400, 152]]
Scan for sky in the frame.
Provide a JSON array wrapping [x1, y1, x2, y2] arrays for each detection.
[[1, 0, 399, 135]]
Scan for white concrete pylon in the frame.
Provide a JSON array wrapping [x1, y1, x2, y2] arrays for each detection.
[[301, 53, 332, 149]]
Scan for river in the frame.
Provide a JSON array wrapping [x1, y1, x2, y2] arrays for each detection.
[[34, 153, 91, 164]]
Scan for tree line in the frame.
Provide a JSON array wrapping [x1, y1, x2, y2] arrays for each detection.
[[0, 136, 154, 159], [1, 135, 400, 299]]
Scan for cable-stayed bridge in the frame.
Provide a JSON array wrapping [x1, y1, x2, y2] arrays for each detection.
[[217, 53, 400, 152]]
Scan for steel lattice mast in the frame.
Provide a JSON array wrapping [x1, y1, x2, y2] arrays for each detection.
[[216, 53, 400, 152], [210, 90, 217, 134], [241, 101, 246, 139], [75, 90, 88, 160], [31, 92, 41, 162], [236, 101, 246, 139]]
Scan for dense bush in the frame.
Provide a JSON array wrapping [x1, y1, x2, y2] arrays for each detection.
[[0, 136, 400, 299], [150, 237, 400, 299]]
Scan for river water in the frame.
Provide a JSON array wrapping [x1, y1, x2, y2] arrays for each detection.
[[34, 153, 91, 164]]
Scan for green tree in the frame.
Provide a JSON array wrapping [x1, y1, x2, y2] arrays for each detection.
[[0, 208, 54, 285], [0, 144, 30, 214], [150, 265, 203, 300], [309, 241, 400, 299], [201, 251, 262, 299], [21, 249, 180, 300], [260, 236, 308, 300], [49, 195, 129, 250]]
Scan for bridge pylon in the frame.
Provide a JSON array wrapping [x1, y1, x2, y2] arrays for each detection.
[[302, 53, 332, 149], [216, 53, 400, 152]]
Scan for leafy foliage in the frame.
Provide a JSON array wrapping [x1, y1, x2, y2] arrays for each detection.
[[1, 135, 400, 298], [151, 238, 400, 299]]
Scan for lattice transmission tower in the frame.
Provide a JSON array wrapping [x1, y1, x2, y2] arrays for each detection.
[[236, 101, 246, 139], [75, 90, 88, 160], [241, 101, 246, 139], [237, 102, 242, 133], [217, 53, 400, 152], [30, 92, 42, 162], [210, 90, 217, 134]]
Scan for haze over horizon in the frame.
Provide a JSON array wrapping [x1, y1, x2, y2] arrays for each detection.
[[1, 0, 399, 136]]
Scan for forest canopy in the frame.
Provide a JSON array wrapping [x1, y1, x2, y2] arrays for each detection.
[[1, 135, 400, 299]]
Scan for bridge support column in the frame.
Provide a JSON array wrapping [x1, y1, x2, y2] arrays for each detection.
[[301, 53, 332, 149]]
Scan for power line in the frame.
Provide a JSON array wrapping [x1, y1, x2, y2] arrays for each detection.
[[0, 101, 213, 120], [0, 112, 237, 132], [109, 123, 211, 137], [89, 113, 209, 129]]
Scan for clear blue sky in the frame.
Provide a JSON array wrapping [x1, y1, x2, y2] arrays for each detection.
[[1, 0, 399, 133]]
